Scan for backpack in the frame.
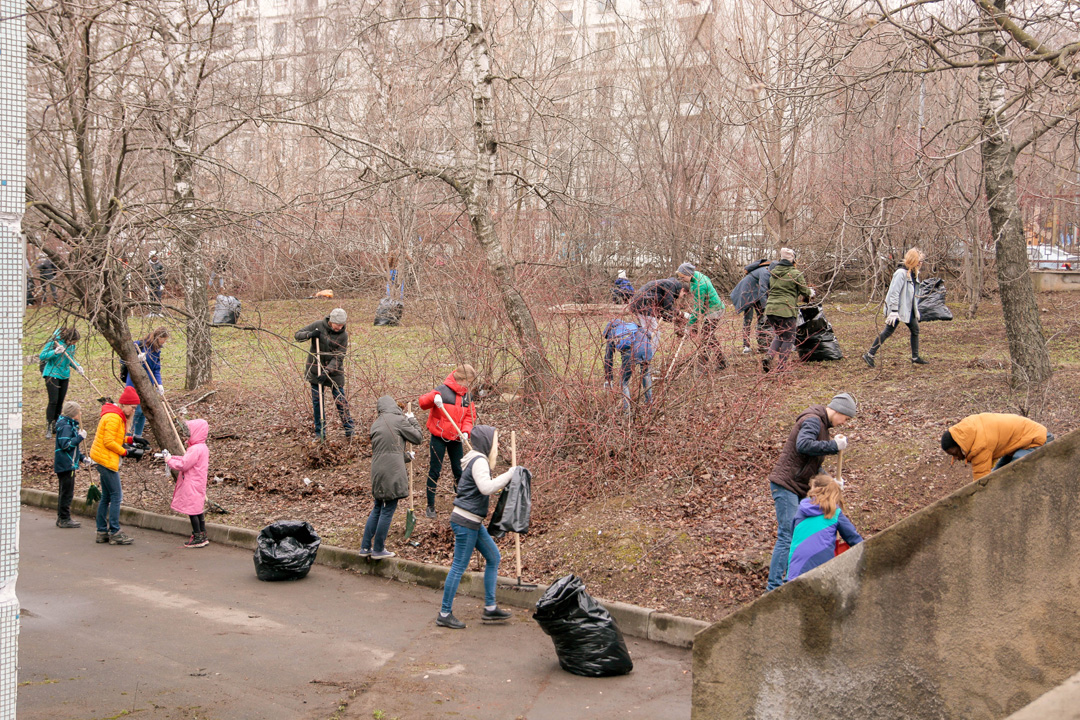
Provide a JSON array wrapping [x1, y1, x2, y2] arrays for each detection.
[[603, 319, 640, 353]]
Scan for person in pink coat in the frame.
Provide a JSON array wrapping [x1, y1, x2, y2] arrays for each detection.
[[164, 419, 210, 548]]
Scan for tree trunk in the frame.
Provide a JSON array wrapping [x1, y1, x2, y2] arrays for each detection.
[[174, 155, 212, 390], [978, 2, 1052, 387]]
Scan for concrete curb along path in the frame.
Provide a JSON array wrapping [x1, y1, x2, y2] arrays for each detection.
[[21, 488, 709, 648]]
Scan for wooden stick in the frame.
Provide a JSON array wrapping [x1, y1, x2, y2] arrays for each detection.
[[139, 354, 185, 450], [512, 430, 522, 581], [314, 337, 326, 433], [437, 403, 472, 452], [664, 333, 687, 381], [60, 347, 107, 399], [407, 402, 414, 512], [837, 450, 844, 482]]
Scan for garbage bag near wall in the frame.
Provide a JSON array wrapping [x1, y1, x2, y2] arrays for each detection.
[[254, 521, 321, 581], [373, 297, 404, 326], [917, 278, 954, 321], [796, 305, 844, 362], [212, 295, 241, 325], [533, 574, 634, 677], [489, 467, 532, 537]]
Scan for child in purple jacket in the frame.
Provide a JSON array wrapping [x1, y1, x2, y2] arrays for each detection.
[[786, 473, 863, 583]]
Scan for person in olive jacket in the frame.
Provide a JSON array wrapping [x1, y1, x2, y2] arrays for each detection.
[[294, 308, 354, 438], [763, 247, 814, 372], [766, 392, 857, 591], [361, 396, 424, 559]]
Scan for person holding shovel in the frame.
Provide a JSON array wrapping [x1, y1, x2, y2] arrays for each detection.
[[39, 326, 81, 438], [294, 308, 355, 439], [361, 396, 424, 559], [123, 327, 169, 439], [765, 391, 856, 591], [418, 365, 477, 518], [89, 386, 148, 545]]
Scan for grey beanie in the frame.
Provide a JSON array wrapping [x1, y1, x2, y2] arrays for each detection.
[[329, 307, 347, 325], [828, 392, 857, 418], [677, 263, 696, 277]]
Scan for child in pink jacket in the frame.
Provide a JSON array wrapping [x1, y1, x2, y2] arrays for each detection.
[[164, 419, 210, 548]]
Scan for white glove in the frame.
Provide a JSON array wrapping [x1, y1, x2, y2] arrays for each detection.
[[78, 429, 87, 439], [407, 450, 415, 461], [85, 458, 95, 469], [55, 343, 66, 354], [159, 285, 165, 291], [809, 288, 816, 298], [157, 384, 164, 395], [74, 363, 85, 375], [835, 435, 848, 452], [137, 352, 147, 363], [405, 411, 415, 420], [432, 394, 444, 408], [886, 312, 900, 327], [682, 312, 692, 320], [161, 449, 172, 461], [603, 380, 612, 390]]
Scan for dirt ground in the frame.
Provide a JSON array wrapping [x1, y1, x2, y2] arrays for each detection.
[[22, 290, 1080, 622]]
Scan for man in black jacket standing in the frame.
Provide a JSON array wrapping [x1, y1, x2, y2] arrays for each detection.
[[295, 307, 355, 439]]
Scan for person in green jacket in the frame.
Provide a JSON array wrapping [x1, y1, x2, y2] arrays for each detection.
[[40, 327, 82, 438], [676, 263, 727, 371], [763, 248, 813, 373]]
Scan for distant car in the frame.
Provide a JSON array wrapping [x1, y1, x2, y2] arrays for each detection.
[[1027, 245, 1080, 270]]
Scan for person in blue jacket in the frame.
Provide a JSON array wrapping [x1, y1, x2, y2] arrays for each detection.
[[786, 473, 863, 583], [124, 327, 169, 438], [611, 271, 635, 303], [602, 319, 655, 410], [40, 326, 82, 438], [730, 259, 772, 354], [54, 401, 90, 528]]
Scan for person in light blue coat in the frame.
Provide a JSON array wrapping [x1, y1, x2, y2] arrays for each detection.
[[863, 248, 929, 367]]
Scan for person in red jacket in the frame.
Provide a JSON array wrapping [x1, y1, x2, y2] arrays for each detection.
[[418, 364, 477, 518]]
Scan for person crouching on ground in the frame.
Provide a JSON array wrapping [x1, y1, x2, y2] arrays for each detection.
[[89, 386, 147, 545], [766, 391, 856, 591], [418, 364, 477, 519], [602, 319, 655, 411], [863, 247, 928, 367], [362, 396, 424, 560], [786, 473, 863, 583], [54, 400, 89, 528], [163, 419, 211, 549], [437, 425, 519, 630], [941, 413, 1052, 481]]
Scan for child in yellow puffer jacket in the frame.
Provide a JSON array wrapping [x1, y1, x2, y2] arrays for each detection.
[[89, 386, 147, 545]]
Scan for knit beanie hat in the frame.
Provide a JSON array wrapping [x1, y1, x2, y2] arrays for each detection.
[[780, 247, 797, 261], [329, 308, 347, 325], [617, 270, 627, 280], [118, 386, 140, 406], [676, 263, 696, 277], [827, 392, 857, 418]]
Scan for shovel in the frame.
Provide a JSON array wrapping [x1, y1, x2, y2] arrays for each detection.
[[138, 354, 186, 451], [437, 403, 472, 452], [61, 347, 109, 404], [314, 337, 326, 440], [403, 402, 417, 541], [834, 449, 850, 556]]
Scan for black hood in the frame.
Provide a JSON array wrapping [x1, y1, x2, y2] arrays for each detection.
[[470, 425, 496, 456]]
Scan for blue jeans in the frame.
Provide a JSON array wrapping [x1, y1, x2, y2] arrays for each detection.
[[95, 466, 123, 534], [767, 482, 800, 590], [131, 404, 145, 437], [993, 433, 1055, 471], [361, 498, 399, 553], [441, 521, 501, 614]]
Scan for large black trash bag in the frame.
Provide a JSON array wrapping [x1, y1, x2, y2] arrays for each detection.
[[917, 278, 954, 321], [373, 297, 404, 326], [212, 295, 241, 325], [253, 521, 321, 581], [489, 467, 532, 537], [796, 305, 844, 362], [533, 574, 634, 677]]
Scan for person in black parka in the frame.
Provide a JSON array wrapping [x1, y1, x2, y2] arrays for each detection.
[[730, 258, 772, 354], [294, 308, 355, 438], [362, 396, 424, 559]]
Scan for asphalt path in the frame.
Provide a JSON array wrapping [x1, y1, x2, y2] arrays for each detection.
[[16, 506, 692, 719]]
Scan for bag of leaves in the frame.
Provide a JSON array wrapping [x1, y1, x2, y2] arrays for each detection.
[[488, 467, 532, 538], [253, 520, 321, 581], [533, 574, 634, 677], [795, 305, 844, 362], [917, 278, 954, 321], [373, 297, 404, 326], [212, 295, 242, 325]]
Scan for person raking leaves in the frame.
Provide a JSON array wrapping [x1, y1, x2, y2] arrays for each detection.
[[88, 386, 148, 545], [418, 364, 477, 518]]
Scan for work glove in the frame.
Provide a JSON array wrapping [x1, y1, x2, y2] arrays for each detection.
[[835, 435, 848, 452], [74, 363, 85, 375], [809, 288, 816, 299], [157, 384, 164, 395], [433, 394, 444, 408], [404, 450, 415, 463], [886, 312, 900, 327], [603, 380, 612, 390], [160, 449, 172, 462], [78, 429, 87, 440], [85, 458, 95, 469], [404, 411, 415, 420], [137, 352, 147, 363], [86, 483, 101, 504], [682, 312, 692, 320], [55, 343, 66, 354], [131, 435, 151, 449]]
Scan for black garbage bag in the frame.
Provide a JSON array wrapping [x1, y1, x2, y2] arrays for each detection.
[[796, 305, 844, 362], [253, 521, 321, 581], [373, 297, 404, 326], [489, 467, 532, 537], [212, 295, 241, 325], [917, 278, 954, 321], [533, 574, 634, 677]]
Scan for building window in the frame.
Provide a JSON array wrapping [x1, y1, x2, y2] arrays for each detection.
[[274, 23, 287, 47], [595, 0, 616, 13], [243, 25, 257, 49], [558, 9, 573, 23], [597, 31, 616, 50], [274, 61, 288, 82]]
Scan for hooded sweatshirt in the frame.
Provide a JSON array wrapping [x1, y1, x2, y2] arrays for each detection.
[[948, 413, 1048, 480], [730, 261, 771, 312], [764, 260, 810, 318], [89, 404, 132, 471], [167, 419, 210, 516], [786, 498, 863, 583], [451, 425, 515, 529], [418, 372, 475, 441], [369, 396, 424, 501]]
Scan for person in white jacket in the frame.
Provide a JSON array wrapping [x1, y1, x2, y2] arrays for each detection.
[[436, 425, 521, 630], [863, 248, 929, 367]]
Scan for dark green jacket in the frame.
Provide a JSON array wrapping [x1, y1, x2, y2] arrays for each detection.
[[764, 260, 809, 318]]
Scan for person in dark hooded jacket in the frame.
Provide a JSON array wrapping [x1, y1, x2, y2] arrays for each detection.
[[627, 277, 689, 341], [731, 259, 772, 354], [295, 308, 354, 438], [361, 396, 424, 559], [54, 401, 89, 528]]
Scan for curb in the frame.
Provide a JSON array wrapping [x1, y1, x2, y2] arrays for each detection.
[[21, 489, 709, 648]]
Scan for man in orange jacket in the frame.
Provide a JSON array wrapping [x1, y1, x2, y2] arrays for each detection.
[[941, 413, 1052, 481], [418, 365, 476, 518], [89, 386, 148, 544]]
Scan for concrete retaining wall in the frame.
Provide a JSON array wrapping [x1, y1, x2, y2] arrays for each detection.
[[1030, 269, 1080, 292], [21, 488, 708, 648], [692, 428, 1080, 720]]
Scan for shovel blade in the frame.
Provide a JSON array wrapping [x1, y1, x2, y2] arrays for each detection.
[[403, 508, 416, 540]]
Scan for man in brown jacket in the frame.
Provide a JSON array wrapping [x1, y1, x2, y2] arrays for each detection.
[[766, 392, 857, 591]]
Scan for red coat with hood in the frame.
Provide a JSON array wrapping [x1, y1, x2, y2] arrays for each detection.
[[418, 373, 475, 441]]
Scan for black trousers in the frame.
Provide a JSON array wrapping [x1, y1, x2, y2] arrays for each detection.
[[56, 470, 75, 521], [869, 315, 920, 358], [189, 513, 205, 534], [45, 376, 70, 426], [427, 435, 464, 510], [742, 305, 769, 350]]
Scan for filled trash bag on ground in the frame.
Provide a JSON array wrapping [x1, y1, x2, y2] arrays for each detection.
[[533, 574, 633, 677], [253, 521, 321, 581], [212, 295, 241, 325], [489, 467, 532, 536], [373, 297, 404, 326], [796, 305, 844, 362], [917, 278, 954, 321]]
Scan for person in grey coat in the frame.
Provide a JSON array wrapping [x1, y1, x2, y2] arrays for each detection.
[[862, 248, 929, 367], [362, 396, 424, 559]]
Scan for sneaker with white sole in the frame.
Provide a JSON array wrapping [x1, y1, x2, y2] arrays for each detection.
[[370, 550, 396, 560]]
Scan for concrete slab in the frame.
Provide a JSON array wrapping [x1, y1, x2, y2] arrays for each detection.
[[16, 506, 691, 720]]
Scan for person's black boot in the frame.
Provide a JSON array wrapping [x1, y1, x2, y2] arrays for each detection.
[[911, 356, 929, 365], [862, 352, 875, 368], [762, 356, 771, 373], [56, 518, 81, 529]]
